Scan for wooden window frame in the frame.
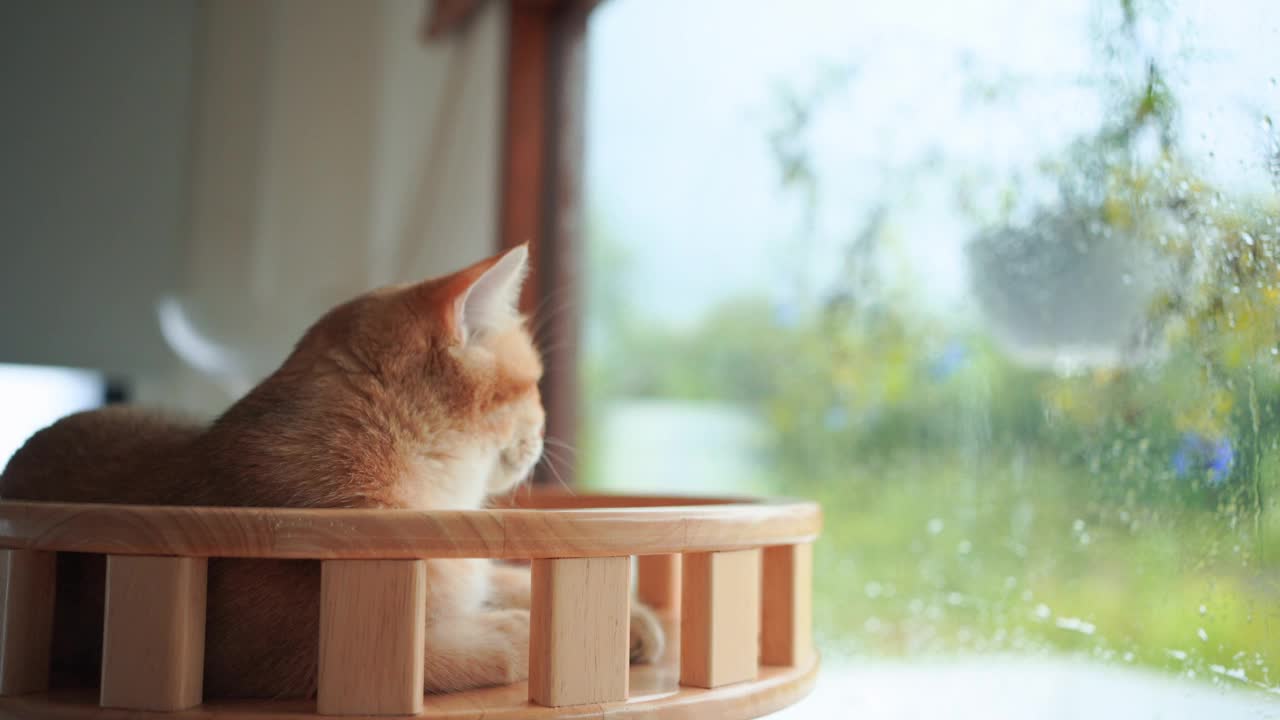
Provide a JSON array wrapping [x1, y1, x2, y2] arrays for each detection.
[[499, 0, 598, 486], [427, 0, 600, 486]]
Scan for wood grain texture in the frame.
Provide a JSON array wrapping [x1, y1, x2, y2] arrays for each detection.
[[635, 555, 680, 613], [0, 490, 821, 718], [100, 555, 206, 711], [0, 496, 820, 560], [679, 550, 761, 689], [760, 544, 813, 667], [317, 560, 426, 716], [497, 491, 752, 509], [529, 556, 630, 707], [0, 607, 818, 720], [0, 658, 818, 720], [0, 549, 56, 695]]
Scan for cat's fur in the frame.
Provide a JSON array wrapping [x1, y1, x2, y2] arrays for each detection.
[[0, 245, 663, 697]]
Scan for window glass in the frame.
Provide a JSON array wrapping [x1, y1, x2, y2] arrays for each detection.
[[0, 364, 104, 466], [583, 0, 1280, 709]]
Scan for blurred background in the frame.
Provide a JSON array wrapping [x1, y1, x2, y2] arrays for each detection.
[[2, 0, 1280, 717]]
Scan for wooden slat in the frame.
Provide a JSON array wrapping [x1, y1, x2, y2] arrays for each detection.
[[317, 559, 426, 716], [0, 550, 56, 695], [529, 556, 630, 706], [679, 549, 761, 689], [100, 556, 206, 711], [0, 498, 822, 560], [760, 544, 813, 667], [636, 554, 681, 613]]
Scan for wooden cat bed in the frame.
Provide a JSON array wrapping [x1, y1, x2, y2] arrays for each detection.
[[0, 491, 820, 719]]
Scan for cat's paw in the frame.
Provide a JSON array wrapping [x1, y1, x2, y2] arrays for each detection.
[[629, 602, 665, 664], [423, 609, 532, 692], [493, 609, 531, 684], [488, 563, 532, 609]]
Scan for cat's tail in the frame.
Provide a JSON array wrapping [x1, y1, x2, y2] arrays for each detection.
[[156, 295, 255, 397]]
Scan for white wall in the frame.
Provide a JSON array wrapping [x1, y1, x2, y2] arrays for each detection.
[[0, 0, 508, 415], [0, 0, 198, 377]]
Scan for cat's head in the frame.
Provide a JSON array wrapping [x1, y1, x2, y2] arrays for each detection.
[[286, 245, 544, 507]]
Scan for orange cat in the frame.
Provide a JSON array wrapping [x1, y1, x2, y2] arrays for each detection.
[[0, 245, 662, 698]]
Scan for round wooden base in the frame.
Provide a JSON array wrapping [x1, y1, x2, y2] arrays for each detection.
[[0, 658, 817, 720]]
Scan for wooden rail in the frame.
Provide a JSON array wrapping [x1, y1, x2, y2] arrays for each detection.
[[0, 498, 819, 560], [0, 493, 820, 719]]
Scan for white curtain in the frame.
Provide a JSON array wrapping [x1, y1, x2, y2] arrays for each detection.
[[152, 0, 506, 413]]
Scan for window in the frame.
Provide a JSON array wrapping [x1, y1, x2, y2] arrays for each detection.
[[0, 364, 105, 467], [582, 0, 1280, 713]]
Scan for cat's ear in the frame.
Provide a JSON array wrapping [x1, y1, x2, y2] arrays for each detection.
[[449, 244, 529, 343]]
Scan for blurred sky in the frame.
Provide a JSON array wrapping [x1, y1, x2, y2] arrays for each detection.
[[585, 0, 1279, 325]]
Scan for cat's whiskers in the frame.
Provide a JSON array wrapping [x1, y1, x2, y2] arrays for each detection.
[[537, 448, 576, 496], [543, 436, 578, 457]]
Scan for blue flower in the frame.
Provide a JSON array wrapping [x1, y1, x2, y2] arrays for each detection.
[[1172, 433, 1234, 485], [1207, 438, 1234, 484]]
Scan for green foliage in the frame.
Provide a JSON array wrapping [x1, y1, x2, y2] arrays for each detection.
[[806, 451, 1280, 685], [580, 0, 1280, 692]]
